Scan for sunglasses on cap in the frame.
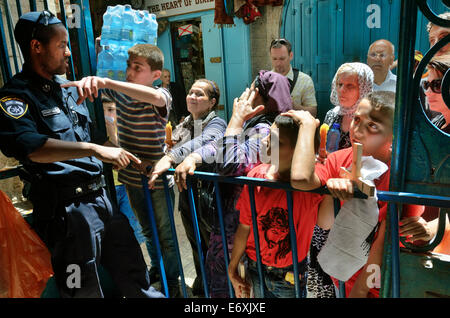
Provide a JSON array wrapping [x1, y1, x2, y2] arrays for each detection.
[[422, 78, 442, 94], [270, 38, 292, 48], [31, 10, 55, 39]]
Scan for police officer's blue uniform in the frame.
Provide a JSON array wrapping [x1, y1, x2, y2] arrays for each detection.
[[0, 11, 164, 298]]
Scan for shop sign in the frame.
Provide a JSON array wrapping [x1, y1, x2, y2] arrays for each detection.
[[144, 0, 215, 18]]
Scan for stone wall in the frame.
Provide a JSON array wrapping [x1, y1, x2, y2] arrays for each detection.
[[249, 5, 283, 78]]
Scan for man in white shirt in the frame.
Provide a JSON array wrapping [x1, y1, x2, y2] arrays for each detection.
[[270, 38, 317, 116], [367, 39, 397, 92]]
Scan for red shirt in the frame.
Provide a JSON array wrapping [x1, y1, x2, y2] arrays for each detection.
[[236, 164, 324, 267], [316, 147, 424, 297], [315, 147, 424, 221]]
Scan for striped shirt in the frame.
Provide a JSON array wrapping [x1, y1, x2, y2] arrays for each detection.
[[103, 87, 172, 189]]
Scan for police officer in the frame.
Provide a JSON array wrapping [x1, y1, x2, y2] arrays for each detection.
[[0, 11, 164, 298]]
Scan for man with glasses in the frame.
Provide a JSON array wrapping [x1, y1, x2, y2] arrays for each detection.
[[269, 38, 317, 116], [366, 39, 397, 92], [0, 11, 164, 298]]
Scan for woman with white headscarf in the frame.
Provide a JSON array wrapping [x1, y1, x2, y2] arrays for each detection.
[[307, 62, 374, 298], [324, 63, 374, 149]]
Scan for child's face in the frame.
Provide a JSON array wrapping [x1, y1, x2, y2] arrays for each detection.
[[126, 55, 160, 86], [350, 98, 393, 162], [103, 102, 116, 122], [161, 70, 170, 86], [263, 123, 295, 176]]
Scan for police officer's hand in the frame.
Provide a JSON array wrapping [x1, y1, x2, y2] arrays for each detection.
[[93, 144, 141, 170], [61, 76, 107, 104]]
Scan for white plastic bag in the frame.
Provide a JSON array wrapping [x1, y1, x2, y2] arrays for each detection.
[[317, 156, 388, 282]]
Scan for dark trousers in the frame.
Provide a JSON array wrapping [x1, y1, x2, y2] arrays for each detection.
[[33, 188, 164, 298]]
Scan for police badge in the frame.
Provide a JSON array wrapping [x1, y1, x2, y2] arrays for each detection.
[[0, 97, 28, 119]]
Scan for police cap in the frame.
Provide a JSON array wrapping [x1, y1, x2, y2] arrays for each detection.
[[14, 11, 62, 55]]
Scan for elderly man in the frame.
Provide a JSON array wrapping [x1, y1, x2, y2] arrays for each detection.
[[367, 39, 397, 92], [269, 38, 317, 116]]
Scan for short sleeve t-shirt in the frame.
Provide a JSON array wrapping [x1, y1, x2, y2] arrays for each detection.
[[236, 164, 324, 267], [316, 147, 424, 297], [103, 87, 172, 189], [315, 147, 424, 221]]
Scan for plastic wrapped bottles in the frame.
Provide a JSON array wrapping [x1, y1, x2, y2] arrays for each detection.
[[97, 5, 159, 80]]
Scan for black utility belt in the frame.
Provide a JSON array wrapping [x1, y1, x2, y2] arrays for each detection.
[[58, 175, 106, 200]]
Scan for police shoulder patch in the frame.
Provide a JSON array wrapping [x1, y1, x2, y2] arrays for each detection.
[[0, 96, 28, 119]]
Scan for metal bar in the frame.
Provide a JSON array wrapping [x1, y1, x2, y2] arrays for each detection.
[[71, 0, 94, 78], [58, 0, 76, 80], [389, 203, 400, 298], [286, 190, 301, 298], [248, 185, 265, 297], [4, 0, 20, 74], [0, 6, 13, 81], [29, 0, 36, 11], [15, 0, 22, 17], [333, 197, 346, 298], [390, 0, 417, 193], [43, 0, 49, 11], [140, 175, 169, 297], [0, 166, 21, 180], [186, 177, 209, 298], [80, 0, 97, 75], [377, 191, 450, 208], [162, 173, 188, 298], [213, 180, 235, 298], [164, 169, 365, 197]]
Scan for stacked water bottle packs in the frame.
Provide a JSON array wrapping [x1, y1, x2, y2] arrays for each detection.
[[97, 4, 158, 81]]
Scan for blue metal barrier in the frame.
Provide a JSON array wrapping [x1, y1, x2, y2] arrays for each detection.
[[139, 169, 369, 298], [139, 168, 449, 299], [140, 175, 169, 297]]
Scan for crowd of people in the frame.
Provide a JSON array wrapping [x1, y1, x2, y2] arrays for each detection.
[[0, 10, 449, 299]]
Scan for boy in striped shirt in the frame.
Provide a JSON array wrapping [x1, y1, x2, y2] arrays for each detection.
[[63, 44, 180, 296]]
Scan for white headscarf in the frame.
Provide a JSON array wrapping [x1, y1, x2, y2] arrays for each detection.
[[330, 62, 374, 116]]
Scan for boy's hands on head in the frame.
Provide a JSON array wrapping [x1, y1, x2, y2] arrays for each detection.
[[326, 178, 354, 201], [61, 76, 109, 104]]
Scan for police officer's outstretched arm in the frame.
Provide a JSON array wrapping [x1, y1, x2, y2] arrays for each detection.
[[28, 138, 141, 170]]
